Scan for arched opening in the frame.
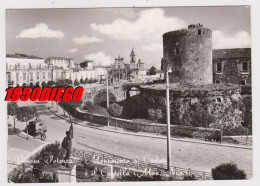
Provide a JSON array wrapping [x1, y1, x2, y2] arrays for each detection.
[[126, 86, 141, 99]]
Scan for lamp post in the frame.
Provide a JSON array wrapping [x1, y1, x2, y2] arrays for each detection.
[[107, 74, 110, 126], [166, 64, 172, 171], [106, 74, 110, 108]]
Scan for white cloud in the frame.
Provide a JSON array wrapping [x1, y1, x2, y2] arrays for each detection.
[[90, 8, 186, 41], [72, 35, 104, 44], [16, 23, 64, 39], [83, 52, 113, 66], [142, 42, 162, 52], [67, 48, 78, 53], [213, 30, 251, 49], [113, 9, 136, 19]]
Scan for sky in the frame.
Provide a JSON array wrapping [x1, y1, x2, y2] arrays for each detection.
[[6, 6, 251, 69]]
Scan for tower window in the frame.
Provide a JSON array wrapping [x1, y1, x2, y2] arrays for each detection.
[[215, 80, 220, 84], [176, 48, 180, 55], [198, 29, 201, 35], [216, 62, 223, 73]]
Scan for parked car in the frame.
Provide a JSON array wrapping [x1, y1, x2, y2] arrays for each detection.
[[25, 118, 47, 137]]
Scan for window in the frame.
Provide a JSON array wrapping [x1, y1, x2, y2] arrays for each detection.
[[16, 73, 19, 81], [216, 62, 223, 73], [240, 80, 246, 85], [215, 80, 220, 84], [29, 63, 32, 69], [217, 98, 222, 103], [30, 73, 33, 81], [176, 48, 180, 55], [198, 29, 201, 35], [36, 72, 40, 79], [42, 72, 46, 79], [48, 72, 51, 79], [23, 73, 26, 80], [242, 62, 249, 72]]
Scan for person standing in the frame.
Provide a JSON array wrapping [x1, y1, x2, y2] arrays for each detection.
[[61, 131, 72, 167]]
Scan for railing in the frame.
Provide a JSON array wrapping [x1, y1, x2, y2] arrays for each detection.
[[71, 148, 213, 180]]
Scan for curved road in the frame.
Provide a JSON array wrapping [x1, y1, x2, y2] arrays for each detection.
[[20, 101, 252, 178]]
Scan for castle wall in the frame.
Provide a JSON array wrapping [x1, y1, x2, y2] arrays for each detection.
[[124, 85, 252, 129]]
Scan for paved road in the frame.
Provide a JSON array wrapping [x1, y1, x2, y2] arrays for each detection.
[[17, 100, 253, 178]]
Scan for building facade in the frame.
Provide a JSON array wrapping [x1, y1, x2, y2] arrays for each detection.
[[212, 48, 251, 85], [6, 53, 108, 87], [45, 57, 75, 70]]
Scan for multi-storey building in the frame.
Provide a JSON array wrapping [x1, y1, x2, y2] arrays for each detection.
[[6, 53, 50, 86], [212, 48, 251, 85], [6, 53, 109, 87], [45, 57, 74, 70]]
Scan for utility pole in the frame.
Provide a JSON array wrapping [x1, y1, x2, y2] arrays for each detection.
[[166, 64, 172, 171]]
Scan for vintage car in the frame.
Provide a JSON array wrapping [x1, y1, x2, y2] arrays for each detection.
[[25, 118, 47, 136]]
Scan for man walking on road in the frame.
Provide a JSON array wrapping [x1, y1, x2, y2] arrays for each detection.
[[61, 131, 72, 167]]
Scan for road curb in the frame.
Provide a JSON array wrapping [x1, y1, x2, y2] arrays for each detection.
[[48, 107, 252, 150]]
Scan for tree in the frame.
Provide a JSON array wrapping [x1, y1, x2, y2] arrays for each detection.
[[16, 106, 39, 140], [7, 102, 18, 132], [83, 78, 88, 88], [47, 81, 55, 87], [189, 104, 216, 128], [64, 79, 72, 87], [80, 78, 84, 85], [149, 66, 156, 75], [41, 81, 47, 87], [74, 79, 80, 86], [29, 82, 34, 87], [80, 61, 88, 69], [22, 83, 28, 87], [211, 162, 246, 180], [83, 101, 96, 125], [36, 82, 40, 87], [107, 103, 123, 127], [88, 78, 94, 87]]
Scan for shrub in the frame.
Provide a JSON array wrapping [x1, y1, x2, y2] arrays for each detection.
[[183, 174, 196, 180], [223, 125, 252, 136], [83, 101, 96, 113], [189, 104, 216, 128], [148, 108, 163, 122], [211, 162, 246, 180], [11, 170, 38, 183], [107, 103, 123, 118]]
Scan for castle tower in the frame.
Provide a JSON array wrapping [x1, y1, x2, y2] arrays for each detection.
[[162, 23, 212, 85]]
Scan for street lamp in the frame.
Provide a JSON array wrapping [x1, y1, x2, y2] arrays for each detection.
[[106, 74, 110, 127], [166, 64, 172, 171]]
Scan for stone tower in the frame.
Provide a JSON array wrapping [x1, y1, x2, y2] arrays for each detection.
[[162, 23, 212, 85]]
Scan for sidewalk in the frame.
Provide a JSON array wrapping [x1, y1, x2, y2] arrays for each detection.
[[7, 122, 48, 173], [49, 104, 252, 150]]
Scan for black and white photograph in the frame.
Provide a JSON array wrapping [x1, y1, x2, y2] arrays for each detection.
[[3, 2, 256, 184]]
